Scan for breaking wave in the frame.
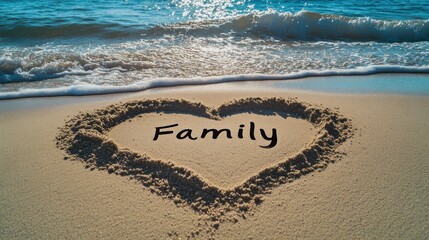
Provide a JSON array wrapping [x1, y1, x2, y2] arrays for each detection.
[[2, 11, 428, 42]]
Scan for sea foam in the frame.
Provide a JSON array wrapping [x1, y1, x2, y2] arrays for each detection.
[[148, 10, 429, 42], [1, 65, 428, 99], [2, 11, 428, 42]]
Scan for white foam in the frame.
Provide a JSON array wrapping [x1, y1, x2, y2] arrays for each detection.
[[1, 65, 428, 99], [159, 10, 429, 42]]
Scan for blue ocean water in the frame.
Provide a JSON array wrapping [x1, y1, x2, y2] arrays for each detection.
[[0, 0, 428, 98]]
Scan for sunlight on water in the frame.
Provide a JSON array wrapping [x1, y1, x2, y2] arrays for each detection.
[[173, 0, 239, 19], [0, 0, 428, 98]]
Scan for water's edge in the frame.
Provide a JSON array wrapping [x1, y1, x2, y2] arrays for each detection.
[[1, 65, 428, 99]]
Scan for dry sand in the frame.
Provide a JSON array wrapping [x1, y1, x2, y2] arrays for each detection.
[[109, 112, 317, 189], [0, 81, 428, 239]]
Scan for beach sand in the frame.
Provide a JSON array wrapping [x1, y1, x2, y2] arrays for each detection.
[[1, 80, 428, 239]]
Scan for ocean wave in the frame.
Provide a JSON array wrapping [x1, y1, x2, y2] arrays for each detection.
[[2, 11, 428, 42], [1, 38, 428, 84], [152, 10, 429, 42], [1, 65, 428, 99], [0, 53, 156, 83]]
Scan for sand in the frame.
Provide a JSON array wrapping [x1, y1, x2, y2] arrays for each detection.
[[109, 112, 318, 189], [1, 80, 428, 239]]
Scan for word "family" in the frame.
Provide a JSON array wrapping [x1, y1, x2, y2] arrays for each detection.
[[153, 122, 278, 148]]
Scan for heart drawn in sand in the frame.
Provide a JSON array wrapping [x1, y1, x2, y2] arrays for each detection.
[[109, 112, 318, 190], [56, 97, 353, 217]]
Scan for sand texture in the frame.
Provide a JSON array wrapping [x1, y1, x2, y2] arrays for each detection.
[[109, 112, 317, 189], [1, 82, 428, 239]]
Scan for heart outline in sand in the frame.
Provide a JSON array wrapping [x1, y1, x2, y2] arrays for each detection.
[[56, 97, 353, 216]]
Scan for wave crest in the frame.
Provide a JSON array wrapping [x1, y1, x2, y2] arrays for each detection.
[[2, 11, 428, 42], [154, 10, 429, 42]]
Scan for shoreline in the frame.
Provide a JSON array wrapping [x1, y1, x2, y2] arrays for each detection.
[[1, 71, 428, 100], [1, 73, 428, 114]]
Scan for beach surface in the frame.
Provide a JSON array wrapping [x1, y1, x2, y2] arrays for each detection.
[[1, 77, 428, 239]]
